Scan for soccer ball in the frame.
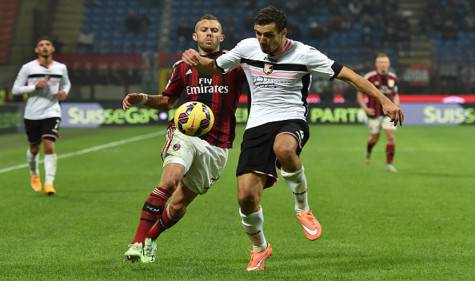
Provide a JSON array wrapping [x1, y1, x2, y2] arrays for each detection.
[[174, 101, 214, 136]]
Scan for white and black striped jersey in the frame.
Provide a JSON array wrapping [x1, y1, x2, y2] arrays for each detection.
[[216, 38, 342, 129], [12, 59, 71, 120]]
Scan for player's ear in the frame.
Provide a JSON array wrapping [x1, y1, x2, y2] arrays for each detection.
[[218, 34, 224, 42], [281, 27, 288, 37], [192, 33, 198, 42]]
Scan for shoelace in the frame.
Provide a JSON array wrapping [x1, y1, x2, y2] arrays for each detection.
[[303, 211, 317, 226]]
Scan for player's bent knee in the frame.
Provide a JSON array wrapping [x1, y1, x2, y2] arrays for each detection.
[[274, 145, 296, 162], [237, 190, 260, 210], [370, 135, 380, 143], [160, 178, 181, 192], [30, 146, 40, 155]]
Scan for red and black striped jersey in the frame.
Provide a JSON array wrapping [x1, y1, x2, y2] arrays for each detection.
[[363, 71, 399, 117], [162, 51, 246, 148]]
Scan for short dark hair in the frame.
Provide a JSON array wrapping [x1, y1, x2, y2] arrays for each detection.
[[376, 52, 389, 59], [36, 36, 53, 46], [198, 14, 218, 21], [254, 6, 287, 32], [195, 14, 222, 31]]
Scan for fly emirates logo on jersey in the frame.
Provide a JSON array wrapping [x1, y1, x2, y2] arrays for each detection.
[[185, 78, 229, 95]]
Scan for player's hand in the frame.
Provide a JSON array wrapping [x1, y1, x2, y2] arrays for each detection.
[[56, 90, 67, 101], [364, 108, 376, 117], [383, 102, 404, 126], [122, 93, 145, 110], [35, 76, 49, 89], [182, 49, 201, 66]]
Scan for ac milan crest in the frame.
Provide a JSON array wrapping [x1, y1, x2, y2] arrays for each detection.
[[263, 63, 273, 75], [388, 79, 395, 88]]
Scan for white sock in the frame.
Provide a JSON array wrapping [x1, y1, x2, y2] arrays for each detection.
[[26, 149, 39, 176], [44, 154, 57, 185], [239, 207, 267, 252], [281, 166, 309, 215]]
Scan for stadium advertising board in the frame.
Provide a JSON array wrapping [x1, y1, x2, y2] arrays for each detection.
[[57, 102, 475, 127], [1, 102, 473, 133], [0, 104, 22, 133], [60, 103, 169, 128]]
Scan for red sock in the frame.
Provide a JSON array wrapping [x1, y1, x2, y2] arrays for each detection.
[[146, 204, 182, 240], [131, 187, 171, 244], [386, 143, 395, 164]]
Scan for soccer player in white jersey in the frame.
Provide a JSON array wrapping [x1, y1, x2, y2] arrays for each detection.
[[12, 37, 71, 195], [182, 6, 404, 271]]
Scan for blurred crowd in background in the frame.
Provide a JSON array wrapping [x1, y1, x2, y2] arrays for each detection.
[[0, 0, 474, 104]]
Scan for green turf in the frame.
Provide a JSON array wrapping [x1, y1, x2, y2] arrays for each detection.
[[0, 125, 474, 281]]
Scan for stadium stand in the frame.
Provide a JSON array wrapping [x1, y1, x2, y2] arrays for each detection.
[[1, 0, 474, 100], [0, 0, 19, 64]]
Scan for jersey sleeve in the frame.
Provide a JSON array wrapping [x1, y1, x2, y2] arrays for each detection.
[[215, 40, 247, 73], [305, 46, 342, 80], [162, 62, 185, 97], [11, 65, 36, 95], [60, 64, 71, 94], [393, 76, 400, 95]]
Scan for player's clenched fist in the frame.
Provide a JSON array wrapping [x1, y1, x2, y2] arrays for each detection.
[[182, 49, 201, 66], [57, 90, 67, 101], [35, 77, 49, 89]]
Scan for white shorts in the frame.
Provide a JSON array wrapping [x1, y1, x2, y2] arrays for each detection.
[[161, 128, 229, 195], [367, 116, 396, 135]]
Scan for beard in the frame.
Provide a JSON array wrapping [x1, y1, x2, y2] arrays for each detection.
[[199, 42, 218, 53]]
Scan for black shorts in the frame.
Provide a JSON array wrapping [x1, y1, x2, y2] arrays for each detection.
[[236, 119, 310, 188], [24, 117, 61, 144]]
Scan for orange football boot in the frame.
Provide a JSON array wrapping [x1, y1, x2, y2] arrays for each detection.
[[297, 210, 322, 240], [30, 175, 42, 192], [246, 243, 272, 271], [44, 184, 56, 196]]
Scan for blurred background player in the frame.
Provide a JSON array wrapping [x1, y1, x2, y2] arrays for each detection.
[[357, 53, 400, 173], [11, 37, 71, 195], [121, 15, 246, 263], [182, 6, 404, 271]]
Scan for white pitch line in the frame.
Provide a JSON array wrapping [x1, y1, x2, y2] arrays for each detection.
[[0, 130, 165, 175]]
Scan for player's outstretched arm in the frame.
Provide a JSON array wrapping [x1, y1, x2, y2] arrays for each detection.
[[337, 66, 404, 126], [122, 93, 178, 111], [182, 49, 222, 75]]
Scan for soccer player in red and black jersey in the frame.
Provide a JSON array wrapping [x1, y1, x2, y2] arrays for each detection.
[[121, 15, 246, 263], [357, 53, 400, 172]]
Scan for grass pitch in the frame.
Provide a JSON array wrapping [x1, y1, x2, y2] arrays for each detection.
[[0, 125, 474, 281]]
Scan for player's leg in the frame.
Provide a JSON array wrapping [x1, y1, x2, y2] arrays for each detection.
[[147, 182, 197, 239], [41, 117, 61, 195], [24, 119, 42, 192], [366, 133, 380, 164], [43, 139, 57, 195], [274, 121, 321, 241], [130, 163, 183, 244], [365, 117, 382, 164], [125, 128, 194, 261], [141, 134, 227, 263], [141, 182, 198, 263], [236, 123, 278, 271], [384, 124, 397, 173], [125, 163, 183, 262], [238, 173, 272, 271]]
